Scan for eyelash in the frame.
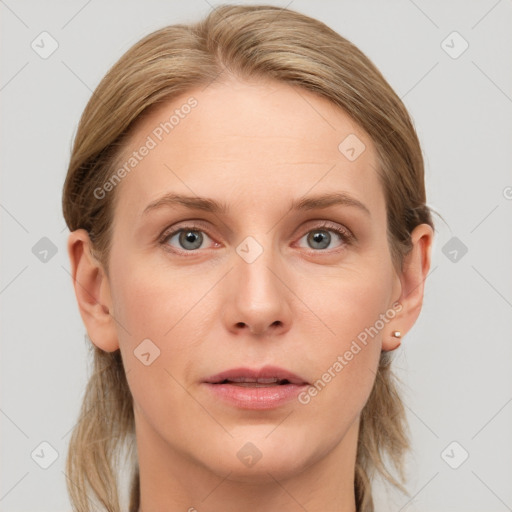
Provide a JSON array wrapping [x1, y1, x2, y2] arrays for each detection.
[[158, 221, 355, 256]]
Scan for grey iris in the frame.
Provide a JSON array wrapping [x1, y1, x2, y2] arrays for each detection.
[[180, 230, 203, 250], [308, 230, 330, 250]]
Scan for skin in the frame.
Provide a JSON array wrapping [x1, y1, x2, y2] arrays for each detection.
[[68, 76, 433, 512]]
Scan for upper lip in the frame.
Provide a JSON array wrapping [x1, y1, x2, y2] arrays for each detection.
[[204, 365, 309, 385]]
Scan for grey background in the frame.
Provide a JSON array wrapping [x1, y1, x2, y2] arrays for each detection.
[[1, 0, 511, 510]]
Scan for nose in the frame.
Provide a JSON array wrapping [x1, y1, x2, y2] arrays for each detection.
[[222, 242, 292, 337]]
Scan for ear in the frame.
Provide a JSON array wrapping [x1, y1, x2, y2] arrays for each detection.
[[382, 223, 434, 351], [67, 229, 119, 352]]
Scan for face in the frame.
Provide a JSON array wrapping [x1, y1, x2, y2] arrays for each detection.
[[100, 77, 403, 483]]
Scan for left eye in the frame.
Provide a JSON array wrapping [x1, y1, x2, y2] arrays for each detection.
[[297, 227, 349, 251]]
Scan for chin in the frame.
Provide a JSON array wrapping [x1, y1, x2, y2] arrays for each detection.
[[214, 456, 309, 484], [196, 430, 316, 483]]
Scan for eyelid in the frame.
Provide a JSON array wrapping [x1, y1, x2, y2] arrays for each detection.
[[299, 219, 354, 239]]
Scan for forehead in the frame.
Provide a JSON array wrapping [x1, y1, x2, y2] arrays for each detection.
[[111, 77, 384, 223]]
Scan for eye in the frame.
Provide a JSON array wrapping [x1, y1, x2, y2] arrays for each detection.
[[160, 226, 216, 252], [297, 223, 354, 251]]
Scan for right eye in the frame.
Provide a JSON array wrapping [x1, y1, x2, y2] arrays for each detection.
[[159, 224, 219, 254]]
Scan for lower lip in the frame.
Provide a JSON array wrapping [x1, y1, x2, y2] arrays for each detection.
[[204, 382, 307, 410]]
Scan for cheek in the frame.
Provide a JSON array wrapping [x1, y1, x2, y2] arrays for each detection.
[[305, 258, 393, 348], [111, 265, 202, 425], [110, 259, 213, 384], [111, 259, 203, 343], [299, 265, 393, 412]]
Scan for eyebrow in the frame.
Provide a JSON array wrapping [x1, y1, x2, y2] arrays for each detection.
[[142, 191, 371, 217]]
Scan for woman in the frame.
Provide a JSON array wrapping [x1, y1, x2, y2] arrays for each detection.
[[62, 4, 435, 511]]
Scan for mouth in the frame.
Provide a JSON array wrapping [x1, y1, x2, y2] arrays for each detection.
[[204, 366, 309, 386], [215, 378, 293, 387], [203, 366, 309, 410]]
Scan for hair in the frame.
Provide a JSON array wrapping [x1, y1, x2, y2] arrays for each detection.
[[62, 4, 436, 511]]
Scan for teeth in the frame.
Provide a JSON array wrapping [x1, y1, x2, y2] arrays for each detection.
[[218, 377, 293, 385], [224, 377, 281, 384], [229, 382, 280, 387], [255, 377, 280, 384]]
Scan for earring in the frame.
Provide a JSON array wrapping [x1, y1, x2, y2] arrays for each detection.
[[391, 331, 401, 338]]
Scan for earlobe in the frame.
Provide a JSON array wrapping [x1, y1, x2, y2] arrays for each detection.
[[382, 223, 434, 351], [382, 329, 401, 352], [67, 229, 119, 352]]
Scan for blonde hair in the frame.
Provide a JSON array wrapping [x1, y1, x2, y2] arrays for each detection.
[[62, 4, 435, 511]]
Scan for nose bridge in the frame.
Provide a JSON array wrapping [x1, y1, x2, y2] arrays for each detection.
[[225, 232, 290, 334], [234, 233, 281, 302]]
